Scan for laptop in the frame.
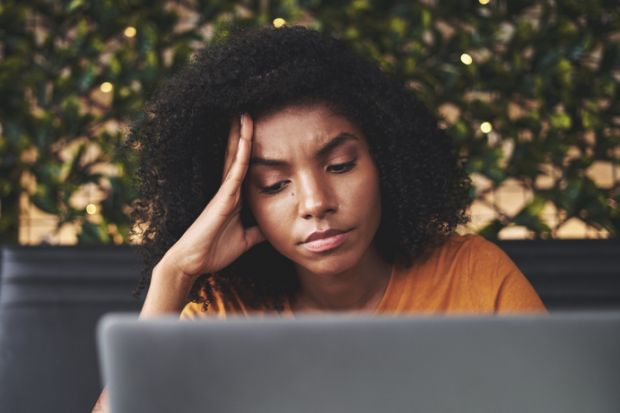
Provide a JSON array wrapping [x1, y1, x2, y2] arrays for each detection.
[[97, 313, 620, 413]]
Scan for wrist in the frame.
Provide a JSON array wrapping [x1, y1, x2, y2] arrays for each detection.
[[152, 254, 195, 291], [140, 255, 196, 319]]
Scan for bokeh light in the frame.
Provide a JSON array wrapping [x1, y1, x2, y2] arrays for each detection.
[[273, 18, 286, 28], [124, 26, 137, 38], [480, 121, 493, 133], [85, 204, 97, 215], [100, 82, 113, 93], [460, 53, 473, 65]]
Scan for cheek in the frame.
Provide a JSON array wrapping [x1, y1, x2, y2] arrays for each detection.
[[246, 193, 293, 244], [343, 162, 382, 219], [369, 169, 382, 213]]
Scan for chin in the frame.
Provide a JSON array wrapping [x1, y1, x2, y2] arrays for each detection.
[[297, 251, 363, 277]]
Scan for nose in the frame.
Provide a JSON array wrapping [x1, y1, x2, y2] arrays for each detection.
[[296, 171, 337, 220]]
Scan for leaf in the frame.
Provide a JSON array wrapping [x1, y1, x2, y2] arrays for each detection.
[[550, 111, 572, 130], [478, 219, 504, 239], [31, 185, 59, 214], [67, 0, 85, 12], [78, 220, 111, 244], [524, 195, 547, 216], [513, 207, 551, 234]]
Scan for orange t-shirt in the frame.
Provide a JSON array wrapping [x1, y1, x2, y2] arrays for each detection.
[[180, 234, 546, 319]]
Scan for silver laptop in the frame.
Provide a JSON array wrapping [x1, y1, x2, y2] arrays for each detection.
[[97, 313, 620, 413]]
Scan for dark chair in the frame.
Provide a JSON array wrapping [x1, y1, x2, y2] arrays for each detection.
[[498, 239, 620, 310], [0, 246, 143, 413]]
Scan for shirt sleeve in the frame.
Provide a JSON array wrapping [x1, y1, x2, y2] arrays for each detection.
[[179, 284, 224, 320], [179, 281, 243, 320], [494, 266, 547, 313], [179, 301, 207, 320], [466, 235, 547, 314], [485, 239, 546, 313]]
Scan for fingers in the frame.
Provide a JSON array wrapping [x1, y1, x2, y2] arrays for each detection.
[[222, 113, 254, 193], [222, 114, 242, 183]]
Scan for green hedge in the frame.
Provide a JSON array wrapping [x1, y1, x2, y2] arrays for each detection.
[[1, 0, 618, 244]]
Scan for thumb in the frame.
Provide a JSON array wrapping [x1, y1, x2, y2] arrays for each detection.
[[244, 226, 266, 250]]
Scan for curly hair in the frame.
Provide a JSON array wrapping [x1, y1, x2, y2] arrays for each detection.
[[130, 25, 471, 311]]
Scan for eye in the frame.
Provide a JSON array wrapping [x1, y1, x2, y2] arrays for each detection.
[[260, 180, 288, 195], [327, 159, 357, 174]]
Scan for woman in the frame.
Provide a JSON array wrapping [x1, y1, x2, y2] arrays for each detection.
[[93, 25, 544, 411]]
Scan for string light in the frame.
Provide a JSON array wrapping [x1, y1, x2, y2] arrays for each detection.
[[479, 0, 490, 4], [272, 18, 286, 28], [460, 53, 473, 65], [86, 204, 97, 215], [480, 122, 493, 133], [100, 82, 113, 93], [124, 26, 137, 38]]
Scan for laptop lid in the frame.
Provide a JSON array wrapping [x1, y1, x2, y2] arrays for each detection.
[[98, 313, 620, 413]]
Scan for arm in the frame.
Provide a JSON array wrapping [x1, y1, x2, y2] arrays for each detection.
[[91, 114, 263, 412], [139, 259, 195, 319]]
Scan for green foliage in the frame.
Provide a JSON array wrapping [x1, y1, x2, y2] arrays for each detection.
[[1, 0, 618, 243], [0, 0, 211, 243]]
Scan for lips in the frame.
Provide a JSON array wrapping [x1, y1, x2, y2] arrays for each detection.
[[301, 228, 351, 253], [304, 228, 348, 243]]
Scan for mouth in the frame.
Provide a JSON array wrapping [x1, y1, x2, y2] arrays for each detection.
[[301, 229, 352, 253]]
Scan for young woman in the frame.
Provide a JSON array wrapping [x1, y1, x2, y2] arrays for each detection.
[[93, 25, 544, 412]]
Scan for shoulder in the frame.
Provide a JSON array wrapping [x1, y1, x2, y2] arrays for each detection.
[[179, 287, 224, 320], [434, 233, 515, 270], [179, 279, 249, 320], [436, 233, 521, 288], [180, 300, 213, 320], [440, 233, 503, 255], [426, 233, 546, 313], [413, 233, 516, 296], [421, 233, 507, 271]]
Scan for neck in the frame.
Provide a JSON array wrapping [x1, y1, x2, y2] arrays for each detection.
[[292, 247, 392, 312]]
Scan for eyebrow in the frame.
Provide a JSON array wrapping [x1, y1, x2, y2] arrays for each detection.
[[249, 132, 359, 167]]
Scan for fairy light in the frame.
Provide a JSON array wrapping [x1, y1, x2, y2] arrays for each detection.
[[86, 204, 97, 215], [272, 18, 286, 28], [124, 26, 137, 38], [100, 82, 113, 93], [480, 121, 493, 133], [460, 53, 473, 65]]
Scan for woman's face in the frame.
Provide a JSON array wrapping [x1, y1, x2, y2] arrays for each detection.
[[244, 103, 382, 277]]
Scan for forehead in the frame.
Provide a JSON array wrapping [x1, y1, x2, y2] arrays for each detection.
[[252, 103, 363, 155]]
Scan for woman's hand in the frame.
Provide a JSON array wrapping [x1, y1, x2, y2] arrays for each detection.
[[159, 113, 265, 280], [92, 116, 264, 413]]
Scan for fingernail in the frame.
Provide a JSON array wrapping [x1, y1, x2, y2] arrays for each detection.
[[240, 113, 245, 131]]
